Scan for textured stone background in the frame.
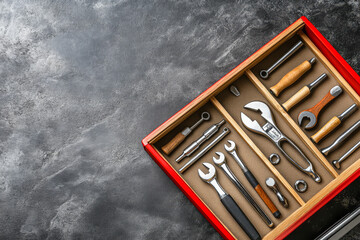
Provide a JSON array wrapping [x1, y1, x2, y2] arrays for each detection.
[[0, 0, 359, 239]]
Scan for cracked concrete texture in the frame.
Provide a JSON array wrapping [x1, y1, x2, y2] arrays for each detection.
[[0, 0, 359, 239]]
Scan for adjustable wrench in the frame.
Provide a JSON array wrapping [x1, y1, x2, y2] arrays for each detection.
[[198, 162, 260, 240], [225, 140, 281, 218], [213, 152, 274, 228]]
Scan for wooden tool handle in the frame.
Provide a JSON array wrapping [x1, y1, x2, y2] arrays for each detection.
[[254, 185, 281, 218], [308, 91, 336, 118], [244, 171, 280, 218], [311, 116, 341, 143], [270, 60, 312, 97], [282, 86, 311, 111], [161, 132, 186, 155]]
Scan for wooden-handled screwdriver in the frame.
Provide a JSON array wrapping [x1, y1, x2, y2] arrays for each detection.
[[270, 58, 316, 97], [311, 104, 358, 143], [161, 112, 210, 155], [282, 73, 327, 111]]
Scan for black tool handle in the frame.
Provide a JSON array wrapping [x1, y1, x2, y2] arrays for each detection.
[[245, 171, 281, 219], [221, 194, 260, 240]]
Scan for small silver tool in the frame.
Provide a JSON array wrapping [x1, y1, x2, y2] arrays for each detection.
[[213, 152, 274, 228], [260, 41, 304, 79], [241, 101, 321, 183], [269, 153, 280, 165], [179, 127, 230, 173], [321, 120, 360, 156], [332, 140, 360, 169], [176, 119, 225, 162], [230, 85, 240, 97], [295, 180, 308, 193], [162, 112, 211, 155], [198, 162, 261, 240], [265, 177, 289, 208]]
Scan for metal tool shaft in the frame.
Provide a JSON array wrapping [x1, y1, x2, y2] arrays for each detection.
[[307, 73, 327, 91], [338, 104, 358, 121], [332, 140, 360, 169], [321, 120, 360, 156], [260, 41, 303, 79], [179, 127, 230, 173]]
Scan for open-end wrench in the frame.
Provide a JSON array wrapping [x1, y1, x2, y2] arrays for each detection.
[[198, 163, 261, 240], [224, 140, 281, 218], [162, 112, 210, 155], [213, 152, 274, 228], [298, 86, 342, 129], [241, 101, 321, 183]]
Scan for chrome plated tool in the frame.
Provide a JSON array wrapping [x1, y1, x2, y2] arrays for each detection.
[[198, 162, 261, 240], [332, 140, 360, 169], [260, 41, 304, 79], [294, 180, 308, 193], [269, 153, 281, 165], [298, 86, 342, 129], [270, 57, 316, 97], [224, 140, 281, 218], [175, 119, 225, 162], [213, 152, 274, 228], [162, 112, 211, 155], [179, 127, 230, 173], [311, 104, 358, 143], [321, 120, 360, 156], [230, 85, 241, 97], [241, 101, 321, 183], [265, 177, 289, 208], [282, 73, 327, 111]]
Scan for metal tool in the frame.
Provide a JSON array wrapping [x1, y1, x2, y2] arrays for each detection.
[[270, 57, 316, 97], [269, 153, 280, 165], [162, 112, 211, 155], [176, 119, 225, 162], [198, 163, 261, 240], [282, 73, 327, 111], [230, 85, 240, 97], [311, 104, 358, 143], [260, 41, 304, 79], [224, 140, 281, 218], [321, 120, 360, 156], [241, 101, 321, 183], [294, 180, 308, 193], [179, 127, 230, 173], [298, 86, 342, 129], [265, 177, 289, 208], [213, 152, 274, 228], [332, 140, 360, 169]]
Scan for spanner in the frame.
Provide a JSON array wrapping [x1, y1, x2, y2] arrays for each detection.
[[224, 140, 281, 218], [213, 152, 274, 228], [241, 101, 321, 183], [298, 86, 342, 129], [198, 162, 261, 240]]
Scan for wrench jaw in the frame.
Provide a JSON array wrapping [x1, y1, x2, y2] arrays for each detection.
[[198, 162, 216, 182], [224, 140, 236, 152], [244, 101, 276, 126], [298, 111, 317, 129], [213, 152, 226, 166], [240, 113, 267, 136]]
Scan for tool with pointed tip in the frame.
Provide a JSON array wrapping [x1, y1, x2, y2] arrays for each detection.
[[282, 73, 327, 111], [198, 162, 261, 240], [270, 57, 316, 97], [298, 86, 343, 129], [224, 140, 281, 218], [321, 120, 360, 156], [332, 140, 360, 169], [241, 101, 321, 183], [162, 112, 211, 155], [260, 41, 304, 79], [213, 152, 274, 228], [311, 104, 358, 143], [175, 119, 225, 162]]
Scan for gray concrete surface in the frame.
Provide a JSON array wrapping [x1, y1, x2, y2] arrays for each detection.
[[0, 0, 359, 239]]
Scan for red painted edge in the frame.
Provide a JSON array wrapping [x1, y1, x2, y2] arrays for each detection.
[[301, 16, 360, 94], [142, 16, 360, 240]]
